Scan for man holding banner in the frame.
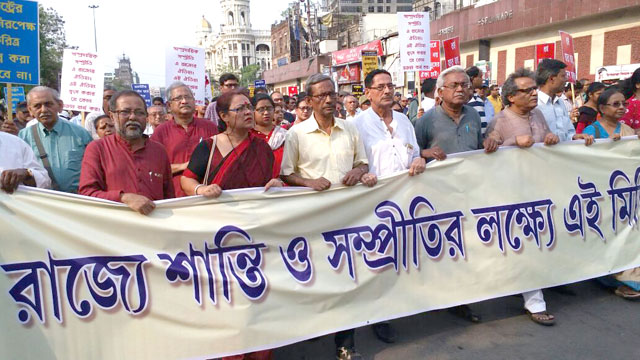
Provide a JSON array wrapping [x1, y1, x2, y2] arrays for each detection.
[[79, 90, 174, 215], [0, 131, 51, 193]]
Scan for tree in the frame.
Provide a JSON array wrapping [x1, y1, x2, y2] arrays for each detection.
[[240, 64, 261, 87], [39, 5, 68, 89]]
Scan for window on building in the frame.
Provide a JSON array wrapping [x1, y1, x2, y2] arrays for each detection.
[[377, 6, 383, 11], [386, 6, 390, 11], [233, 43, 237, 51], [377, 0, 382, 3], [368, 6, 374, 12], [397, 5, 413, 11]]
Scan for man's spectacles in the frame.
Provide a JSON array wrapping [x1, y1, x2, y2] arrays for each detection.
[[606, 101, 628, 108], [148, 112, 165, 117], [255, 106, 274, 113], [442, 82, 472, 90], [369, 83, 395, 91], [114, 109, 147, 118], [516, 86, 538, 95], [228, 104, 254, 113], [297, 106, 312, 112], [170, 95, 194, 102], [311, 91, 337, 100]]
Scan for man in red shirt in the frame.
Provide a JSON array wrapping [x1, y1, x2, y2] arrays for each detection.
[[151, 82, 218, 197], [79, 90, 174, 215]]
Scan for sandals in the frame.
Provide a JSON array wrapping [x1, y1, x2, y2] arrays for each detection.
[[615, 285, 640, 300], [526, 310, 555, 326]]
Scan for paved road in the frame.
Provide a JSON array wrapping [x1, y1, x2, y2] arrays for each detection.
[[274, 281, 640, 360]]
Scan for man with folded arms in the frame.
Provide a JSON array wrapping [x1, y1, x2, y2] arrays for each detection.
[[79, 90, 173, 215]]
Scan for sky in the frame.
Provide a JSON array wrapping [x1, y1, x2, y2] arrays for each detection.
[[40, 0, 293, 87]]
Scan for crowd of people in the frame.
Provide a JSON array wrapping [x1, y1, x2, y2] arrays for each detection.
[[0, 61, 639, 360]]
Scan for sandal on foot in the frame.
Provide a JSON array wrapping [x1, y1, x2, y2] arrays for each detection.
[[526, 310, 555, 326], [615, 285, 640, 300]]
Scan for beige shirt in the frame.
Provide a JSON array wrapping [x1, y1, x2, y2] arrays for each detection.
[[487, 107, 551, 146], [281, 115, 368, 184]]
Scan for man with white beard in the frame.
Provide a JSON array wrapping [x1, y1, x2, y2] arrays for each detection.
[[79, 90, 174, 215]]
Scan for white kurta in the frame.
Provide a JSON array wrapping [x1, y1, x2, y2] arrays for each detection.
[[0, 132, 51, 189]]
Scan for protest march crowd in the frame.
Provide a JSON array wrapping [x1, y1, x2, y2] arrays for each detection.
[[1, 59, 640, 360]]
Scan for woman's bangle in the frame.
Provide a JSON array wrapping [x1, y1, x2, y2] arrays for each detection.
[[194, 184, 203, 195]]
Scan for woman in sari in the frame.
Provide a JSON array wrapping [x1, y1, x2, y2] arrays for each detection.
[[576, 82, 605, 134], [587, 87, 640, 300], [181, 90, 283, 199], [583, 88, 636, 140], [250, 93, 287, 178]]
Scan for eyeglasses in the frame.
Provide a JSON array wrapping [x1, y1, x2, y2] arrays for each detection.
[[369, 83, 396, 91], [442, 82, 472, 90], [311, 91, 338, 100], [170, 95, 194, 102], [228, 104, 254, 113], [255, 106, 274, 113], [148, 112, 165, 117], [606, 101, 628, 108], [297, 106, 312, 112], [516, 86, 538, 95], [114, 109, 147, 118]]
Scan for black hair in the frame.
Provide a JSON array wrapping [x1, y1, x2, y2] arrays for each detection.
[[596, 87, 623, 116], [108, 90, 147, 113], [465, 66, 480, 79], [421, 78, 437, 94], [295, 92, 308, 107], [535, 59, 567, 86], [364, 69, 392, 88], [219, 73, 239, 86], [152, 96, 164, 105], [251, 93, 275, 107], [585, 82, 606, 102], [93, 114, 111, 130]]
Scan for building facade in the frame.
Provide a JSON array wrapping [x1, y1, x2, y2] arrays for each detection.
[[197, 0, 272, 79], [329, 0, 414, 14], [424, 0, 640, 84]]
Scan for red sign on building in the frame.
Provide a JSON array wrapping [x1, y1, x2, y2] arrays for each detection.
[[535, 43, 555, 68], [419, 40, 442, 80], [331, 40, 383, 66], [288, 86, 298, 96], [443, 37, 461, 69], [559, 31, 577, 82]]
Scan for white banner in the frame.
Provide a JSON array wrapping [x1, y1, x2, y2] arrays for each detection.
[[59, 49, 103, 113], [398, 12, 431, 72], [165, 45, 206, 105]]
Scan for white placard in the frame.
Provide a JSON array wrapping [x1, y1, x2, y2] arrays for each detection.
[[397, 12, 431, 73], [60, 49, 104, 113], [165, 46, 206, 105]]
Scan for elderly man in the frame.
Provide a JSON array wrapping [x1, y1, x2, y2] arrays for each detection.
[[485, 68, 559, 326], [281, 73, 376, 360], [1, 131, 51, 193], [271, 91, 295, 124], [151, 82, 217, 197], [144, 105, 168, 135], [205, 73, 239, 125], [353, 69, 426, 344], [415, 66, 499, 161], [79, 90, 173, 215], [80, 86, 116, 140], [18, 87, 93, 193], [535, 59, 593, 146], [344, 94, 360, 121]]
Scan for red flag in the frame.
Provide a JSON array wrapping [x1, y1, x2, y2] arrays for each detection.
[[559, 31, 577, 82]]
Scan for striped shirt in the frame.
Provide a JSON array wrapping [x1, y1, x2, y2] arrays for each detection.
[[468, 94, 487, 136]]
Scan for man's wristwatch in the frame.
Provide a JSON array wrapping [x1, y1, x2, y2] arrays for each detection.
[[25, 169, 34, 179]]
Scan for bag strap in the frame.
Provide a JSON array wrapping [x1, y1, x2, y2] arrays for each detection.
[[202, 135, 217, 186], [30, 125, 60, 191], [594, 123, 601, 139]]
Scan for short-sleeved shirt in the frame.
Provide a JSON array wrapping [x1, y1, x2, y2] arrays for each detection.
[[353, 107, 420, 176], [280, 115, 368, 184], [414, 105, 483, 155], [150, 117, 218, 197], [620, 95, 640, 129], [487, 107, 551, 146], [537, 90, 576, 142], [19, 118, 93, 193]]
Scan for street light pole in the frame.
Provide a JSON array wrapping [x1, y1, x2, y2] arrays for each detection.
[[89, 5, 99, 52]]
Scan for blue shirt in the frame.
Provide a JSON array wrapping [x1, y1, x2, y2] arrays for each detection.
[[583, 120, 620, 139], [19, 119, 93, 193], [484, 98, 495, 124], [537, 90, 576, 142]]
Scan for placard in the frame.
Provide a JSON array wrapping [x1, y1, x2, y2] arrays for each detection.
[[419, 40, 441, 80], [59, 49, 103, 113], [559, 31, 577, 82], [0, 0, 39, 85], [131, 84, 152, 107], [535, 43, 555, 68], [361, 50, 379, 80], [443, 37, 461, 69], [2, 85, 25, 110], [397, 12, 431, 72], [165, 46, 206, 106]]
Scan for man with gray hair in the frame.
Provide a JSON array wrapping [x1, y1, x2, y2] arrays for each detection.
[[536, 59, 593, 146], [415, 66, 499, 161], [151, 82, 217, 197], [281, 73, 376, 360], [19, 86, 92, 193], [144, 105, 168, 135]]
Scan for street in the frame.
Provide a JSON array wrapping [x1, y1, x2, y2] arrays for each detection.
[[275, 280, 640, 360]]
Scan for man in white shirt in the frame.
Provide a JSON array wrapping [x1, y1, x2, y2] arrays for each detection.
[[355, 69, 425, 177], [535, 59, 593, 145], [344, 94, 361, 122], [0, 131, 51, 193]]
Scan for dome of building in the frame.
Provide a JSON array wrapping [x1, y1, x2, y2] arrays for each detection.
[[201, 15, 212, 32]]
